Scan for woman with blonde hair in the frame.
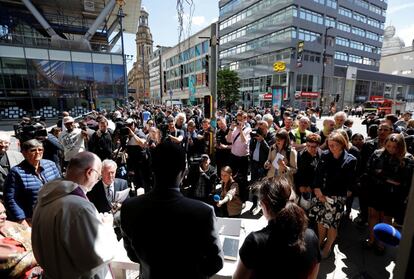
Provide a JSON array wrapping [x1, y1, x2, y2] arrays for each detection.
[[216, 166, 243, 217], [309, 132, 357, 259]]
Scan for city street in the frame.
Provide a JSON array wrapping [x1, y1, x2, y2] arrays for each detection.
[[1, 115, 398, 279]]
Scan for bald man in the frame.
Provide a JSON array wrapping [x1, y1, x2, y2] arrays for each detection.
[[31, 152, 118, 279]]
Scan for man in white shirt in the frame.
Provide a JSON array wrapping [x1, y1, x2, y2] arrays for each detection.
[[59, 116, 86, 168]]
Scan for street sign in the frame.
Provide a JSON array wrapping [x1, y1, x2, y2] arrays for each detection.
[[273, 61, 286, 72]]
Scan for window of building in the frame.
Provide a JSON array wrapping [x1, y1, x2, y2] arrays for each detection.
[[337, 22, 351, 32], [349, 54, 363, 64], [366, 31, 379, 41], [326, 0, 337, 9], [350, 40, 364, 50], [299, 8, 324, 25], [325, 16, 336, 28], [335, 51, 348, 61], [336, 37, 349, 47], [352, 26, 366, 37], [367, 18, 381, 29], [355, 0, 369, 9], [353, 12, 367, 23], [298, 29, 321, 42], [338, 6, 352, 18]]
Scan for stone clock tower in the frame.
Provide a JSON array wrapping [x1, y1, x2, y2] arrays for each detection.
[[128, 6, 153, 102]]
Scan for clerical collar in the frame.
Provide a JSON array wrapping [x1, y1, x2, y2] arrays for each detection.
[[78, 184, 88, 195]]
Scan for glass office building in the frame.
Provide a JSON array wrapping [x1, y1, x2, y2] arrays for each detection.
[[218, 0, 393, 109], [0, 46, 125, 118], [0, 0, 140, 118]]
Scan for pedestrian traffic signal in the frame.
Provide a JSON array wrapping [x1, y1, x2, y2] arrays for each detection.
[[204, 95, 212, 119], [335, 94, 340, 102]]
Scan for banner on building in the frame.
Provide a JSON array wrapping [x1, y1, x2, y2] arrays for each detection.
[[296, 41, 304, 68], [272, 87, 282, 110], [346, 66, 357, 80]]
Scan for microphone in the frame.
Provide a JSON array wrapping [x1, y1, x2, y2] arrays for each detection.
[[213, 194, 220, 202], [373, 223, 401, 246]]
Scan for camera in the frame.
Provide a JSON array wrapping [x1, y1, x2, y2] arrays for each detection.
[[14, 120, 47, 143], [250, 129, 263, 138]]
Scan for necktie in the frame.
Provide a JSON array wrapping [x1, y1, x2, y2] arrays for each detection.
[[106, 187, 113, 203]]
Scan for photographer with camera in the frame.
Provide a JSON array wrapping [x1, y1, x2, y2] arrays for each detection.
[[125, 118, 151, 193], [165, 116, 184, 145], [196, 118, 213, 157], [249, 120, 276, 213], [59, 116, 87, 169], [88, 117, 113, 161]]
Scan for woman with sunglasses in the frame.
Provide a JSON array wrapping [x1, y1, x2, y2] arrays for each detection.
[[364, 133, 414, 254]]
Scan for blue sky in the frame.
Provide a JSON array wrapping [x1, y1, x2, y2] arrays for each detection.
[[122, 0, 413, 71]]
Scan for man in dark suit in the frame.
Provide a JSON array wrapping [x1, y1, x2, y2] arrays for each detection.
[[87, 159, 128, 214], [121, 141, 224, 279], [249, 120, 275, 213]]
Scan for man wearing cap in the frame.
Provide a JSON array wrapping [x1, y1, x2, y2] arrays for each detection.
[[59, 116, 87, 168], [0, 133, 24, 195]]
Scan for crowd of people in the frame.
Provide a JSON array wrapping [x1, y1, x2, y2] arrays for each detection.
[[0, 102, 413, 278]]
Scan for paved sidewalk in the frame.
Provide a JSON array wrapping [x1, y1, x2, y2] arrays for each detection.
[[317, 211, 396, 279]]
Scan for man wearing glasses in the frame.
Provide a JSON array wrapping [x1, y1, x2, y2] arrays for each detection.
[[32, 152, 118, 279], [3, 139, 60, 226]]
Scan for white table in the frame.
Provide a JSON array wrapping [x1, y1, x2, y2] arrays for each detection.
[[213, 217, 267, 279], [110, 239, 140, 279]]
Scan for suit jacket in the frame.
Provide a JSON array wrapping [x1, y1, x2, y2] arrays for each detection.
[[87, 178, 128, 213], [121, 188, 224, 279], [249, 131, 276, 164], [0, 151, 24, 193]]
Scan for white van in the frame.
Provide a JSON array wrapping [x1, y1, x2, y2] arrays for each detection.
[[165, 100, 183, 108]]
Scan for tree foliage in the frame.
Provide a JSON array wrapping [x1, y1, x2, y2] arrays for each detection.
[[217, 69, 240, 108]]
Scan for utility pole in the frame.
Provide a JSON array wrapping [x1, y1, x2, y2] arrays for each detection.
[[320, 26, 333, 115], [118, 5, 128, 102]]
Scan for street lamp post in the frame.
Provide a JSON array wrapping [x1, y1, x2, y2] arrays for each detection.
[[118, 4, 128, 101], [320, 26, 333, 114]]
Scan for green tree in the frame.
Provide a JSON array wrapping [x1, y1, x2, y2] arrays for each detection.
[[217, 69, 240, 109]]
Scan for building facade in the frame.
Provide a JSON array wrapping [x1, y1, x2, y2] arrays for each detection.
[[160, 25, 211, 105], [128, 7, 152, 103], [218, 0, 388, 110], [0, 0, 140, 118], [380, 26, 414, 78], [148, 46, 170, 104]]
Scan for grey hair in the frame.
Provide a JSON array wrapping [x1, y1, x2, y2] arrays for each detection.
[[334, 111, 347, 120], [102, 159, 117, 169], [263, 113, 274, 122], [21, 139, 43, 152], [175, 112, 186, 123]]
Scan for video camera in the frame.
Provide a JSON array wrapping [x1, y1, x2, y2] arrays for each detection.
[[250, 128, 264, 138], [14, 117, 47, 143]]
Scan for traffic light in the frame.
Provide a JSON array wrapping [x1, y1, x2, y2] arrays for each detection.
[[163, 71, 167, 93], [204, 95, 212, 119], [335, 94, 340, 102], [205, 54, 209, 87], [180, 64, 184, 90]]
